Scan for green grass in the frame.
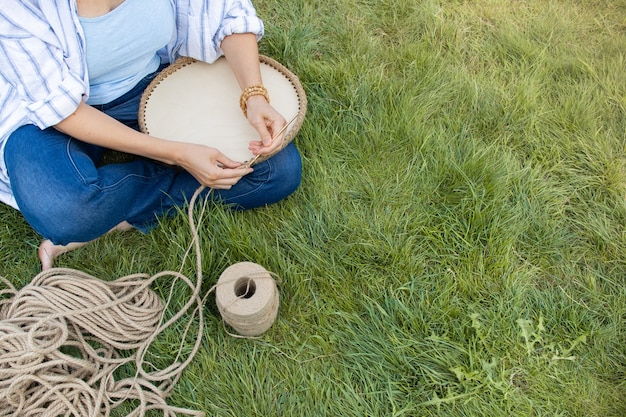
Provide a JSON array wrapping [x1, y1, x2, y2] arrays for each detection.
[[1, 0, 625, 415]]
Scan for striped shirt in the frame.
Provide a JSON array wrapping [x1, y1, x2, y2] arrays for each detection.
[[0, 0, 263, 209]]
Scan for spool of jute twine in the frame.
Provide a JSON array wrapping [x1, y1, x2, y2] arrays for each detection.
[[216, 262, 280, 337], [0, 185, 281, 416]]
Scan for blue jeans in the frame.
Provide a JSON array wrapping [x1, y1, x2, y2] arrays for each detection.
[[4, 68, 302, 245]]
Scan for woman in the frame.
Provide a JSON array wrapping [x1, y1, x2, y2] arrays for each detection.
[[0, 0, 302, 270]]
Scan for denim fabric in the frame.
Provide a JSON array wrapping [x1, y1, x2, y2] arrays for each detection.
[[3, 70, 302, 245]]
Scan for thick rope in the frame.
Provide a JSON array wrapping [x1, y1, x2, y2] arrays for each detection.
[[0, 186, 211, 417]]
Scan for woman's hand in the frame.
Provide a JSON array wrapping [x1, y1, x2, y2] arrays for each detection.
[[174, 142, 253, 189], [245, 95, 287, 156]]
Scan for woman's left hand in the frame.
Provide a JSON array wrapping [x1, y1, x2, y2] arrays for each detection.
[[245, 95, 287, 156]]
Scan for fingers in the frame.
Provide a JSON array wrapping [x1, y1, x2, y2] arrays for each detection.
[[201, 153, 252, 189], [215, 152, 244, 169], [178, 144, 253, 189], [249, 118, 281, 147], [267, 118, 288, 145], [245, 98, 288, 155], [249, 118, 287, 155], [205, 165, 252, 189], [259, 120, 276, 147]]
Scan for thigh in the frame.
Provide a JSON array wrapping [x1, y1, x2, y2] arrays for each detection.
[[4, 124, 103, 213], [3, 125, 182, 244], [4, 125, 111, 242]]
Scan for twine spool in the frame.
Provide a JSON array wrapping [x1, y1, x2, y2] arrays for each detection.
[[215, 262, 279, 337]]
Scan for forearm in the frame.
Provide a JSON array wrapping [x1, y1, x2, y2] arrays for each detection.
[[220, 33, 287, 153], [54, 101, 180, 166], [54, 101, 251, 189], [220, 33, 263, 90]]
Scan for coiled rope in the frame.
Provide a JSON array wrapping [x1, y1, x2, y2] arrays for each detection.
[[0, 185, 278, 416]]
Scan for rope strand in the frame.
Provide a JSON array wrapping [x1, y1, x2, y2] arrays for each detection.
[[0, 185, 280, 416], [0, 186, 208, 416]]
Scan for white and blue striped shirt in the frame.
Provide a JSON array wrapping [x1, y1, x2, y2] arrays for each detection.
[[0, 0, 263, 209]]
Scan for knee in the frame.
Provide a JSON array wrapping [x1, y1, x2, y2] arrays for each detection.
[[223, 143, 302, 210], [16, 187, 104, 245], [269, 142, 302, 200]]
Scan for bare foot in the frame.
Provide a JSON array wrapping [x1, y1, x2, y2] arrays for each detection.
[[38, 221, 133, 271], [38, 240, 89, 271]]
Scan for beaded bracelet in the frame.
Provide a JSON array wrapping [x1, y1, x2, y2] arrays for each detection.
[[239, 84, 270, 117]]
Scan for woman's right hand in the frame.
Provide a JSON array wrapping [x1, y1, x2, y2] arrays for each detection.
[[174, 142, 253, 189]]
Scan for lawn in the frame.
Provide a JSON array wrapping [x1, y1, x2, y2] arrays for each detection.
[[1, 0, 625, 415]]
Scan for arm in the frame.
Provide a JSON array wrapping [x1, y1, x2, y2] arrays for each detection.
[[54, 102, 252, 189], [221, 33, 287, 156]]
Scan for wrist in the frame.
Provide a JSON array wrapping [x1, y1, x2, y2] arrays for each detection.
[[239, 84, 269, 117]]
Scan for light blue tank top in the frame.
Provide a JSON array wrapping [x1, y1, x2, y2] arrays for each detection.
[[79, 0, 175, 105]]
